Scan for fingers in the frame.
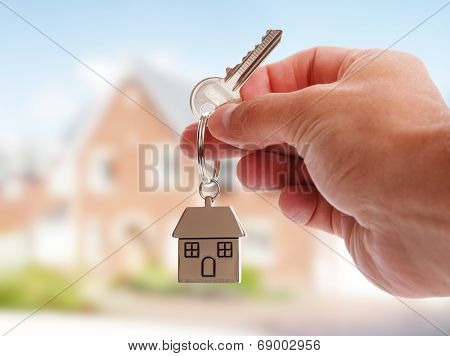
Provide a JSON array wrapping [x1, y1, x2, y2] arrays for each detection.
[[235, 150, 357, 237], [208, 86, 327, 148], [241, 46, 355, 100], [181, 123, 298, 160], [278, 185, 356, 236], [180, 123, 245, 159], [236, 151, 311, 190]]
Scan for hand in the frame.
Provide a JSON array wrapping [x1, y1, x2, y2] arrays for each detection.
[[181, 47, 450, 297]]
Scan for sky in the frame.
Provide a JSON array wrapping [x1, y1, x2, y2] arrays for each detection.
[[0, 0, 448, 160]]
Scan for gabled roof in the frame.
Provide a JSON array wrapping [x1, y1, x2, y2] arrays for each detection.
[[172, 205, 245, 239], [42, 59, 195, 190]]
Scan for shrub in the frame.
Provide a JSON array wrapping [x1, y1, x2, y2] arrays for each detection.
[[0, 265, 90, 311]]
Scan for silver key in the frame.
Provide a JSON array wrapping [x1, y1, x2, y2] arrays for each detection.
[[190, 29, 282, 119]]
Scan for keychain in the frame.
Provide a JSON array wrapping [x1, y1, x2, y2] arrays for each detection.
[[173, 29, 283, 283]]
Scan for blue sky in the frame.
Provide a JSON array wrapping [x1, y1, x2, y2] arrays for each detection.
[[0, 0, 448, 156]]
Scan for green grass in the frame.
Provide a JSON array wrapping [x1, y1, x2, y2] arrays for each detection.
[[115, 262, 286, 300], [0, 265, 91, 311], [114, 262, 180, 294]]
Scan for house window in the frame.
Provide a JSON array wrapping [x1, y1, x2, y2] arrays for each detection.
[[217, 242, 232, 258], [184, 242, 199, 258], [244, 220, 274, 267], [86, 148, 115, 194]]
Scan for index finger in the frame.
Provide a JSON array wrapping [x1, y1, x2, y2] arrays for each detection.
[[241, 46, 355, 100]]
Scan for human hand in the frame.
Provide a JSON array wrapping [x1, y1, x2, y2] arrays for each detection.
[[181, 47, 450, 297]]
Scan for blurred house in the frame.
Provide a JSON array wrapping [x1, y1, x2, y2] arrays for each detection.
[[0, 66, 313, 289], [1, 65, 449, 336]]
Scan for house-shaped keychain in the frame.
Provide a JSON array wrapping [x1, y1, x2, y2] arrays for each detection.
[[172, 197, 246, 283]]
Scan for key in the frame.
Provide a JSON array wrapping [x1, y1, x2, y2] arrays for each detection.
[[190, 29, 282, 119]]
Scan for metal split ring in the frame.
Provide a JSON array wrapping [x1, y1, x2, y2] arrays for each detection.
[[196, 113, 220, 184], [199, 179, 220, 201]]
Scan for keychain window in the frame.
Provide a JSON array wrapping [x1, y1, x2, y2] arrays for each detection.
[[217, 242, 233, 258], [184, 242, 199, 258]]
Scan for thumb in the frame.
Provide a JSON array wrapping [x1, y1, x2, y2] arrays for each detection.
[[207, 86, 328, 149]]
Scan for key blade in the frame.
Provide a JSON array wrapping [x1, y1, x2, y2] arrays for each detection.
[[224, 29, 282, 91]]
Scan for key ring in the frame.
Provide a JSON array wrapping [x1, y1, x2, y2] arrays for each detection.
[[197, 113, 220, 185], [199, 178, 220, 201]]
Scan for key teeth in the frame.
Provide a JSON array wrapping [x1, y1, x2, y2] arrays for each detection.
[[236, 31, 274, 69], [225, 64, 239, 78], [262, 29, 282, 41], [241, 51, 251, 63], [260, 31, 271, 44], [225, 29, 283, 83]]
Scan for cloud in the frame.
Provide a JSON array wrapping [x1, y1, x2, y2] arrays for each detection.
[[146, 49, 198, 80], [0, 128, 26, 154], [77, 49, 197, 96], [76, 56, 125, 97], [29, 87, 78, 123]]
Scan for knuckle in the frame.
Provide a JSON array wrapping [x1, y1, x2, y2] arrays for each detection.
[[379, 49, 424, 69], [391, 50, 420, 62]]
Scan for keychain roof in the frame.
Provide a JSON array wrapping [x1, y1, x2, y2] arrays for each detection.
[[173, 197, 245, 239]]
